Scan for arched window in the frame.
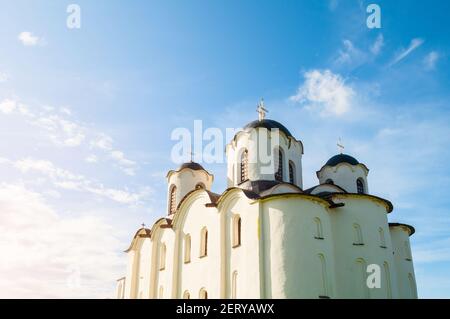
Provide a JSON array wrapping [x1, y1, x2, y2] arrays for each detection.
[[159, 286, 164, 299], [200, 227, 208, 257], [232, 215, 241, 247], [314, 217, 324, 239], [184, 234, 191, 263], [317, 254, 329, 298], [355, 258, 369, 298], [169, 185, 177, 215], [199, 288, 208, 299], [240, 149, 249, 183], [353, 223, 364, 245], [404, 241, 412, 261], [275, 149, 283, 182], [379, 228, 386, 248], [289, 161, 295, 184], [159, 243, 166, 270], [183, 290, 190, 299], [232, 271, 238, 299], [325, 179, 334, 185], [357, 179, 365, 194], [383, 262, 392, 299]]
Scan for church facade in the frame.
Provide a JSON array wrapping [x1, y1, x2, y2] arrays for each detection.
[[116, 106, 417, 299]]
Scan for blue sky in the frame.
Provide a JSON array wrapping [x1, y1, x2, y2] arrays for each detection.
[[0, 0, 449, 298]]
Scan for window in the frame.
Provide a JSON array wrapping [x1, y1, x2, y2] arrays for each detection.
[[169, 185, 177, 215], [184, 234, 191, 263], [384, 262, 392, 299], [404, 241, 412, 261], [159, 243, 166, 270], [325, 179, 334, 185], [232, 215, 242, 247], [183, 291, 190, 299], [318, 254, 329, 298], [240, 149, 249, 183], [289, 161, 295, 184], [353, 223, 364, 245], [275, 149, 283, 182], [379, 228, 386, 248], [357, 179, 365, 194], [200, 227, 208, 257], [355, 258, 369, 298], [199, 288, 208, 299], [232, 271, 238, 299], [314, 217, 324, 240]]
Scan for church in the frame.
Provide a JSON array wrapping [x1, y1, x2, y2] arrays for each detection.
[[116, 101, 417, 299]]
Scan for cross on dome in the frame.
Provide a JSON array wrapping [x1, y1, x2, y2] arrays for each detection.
[[337, 138, 345, 154], [256, 98, 268, 121]]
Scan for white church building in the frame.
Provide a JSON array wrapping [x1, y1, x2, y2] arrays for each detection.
[[116, 103, 417, 299]]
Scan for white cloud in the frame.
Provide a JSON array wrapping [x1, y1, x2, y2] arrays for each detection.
[[423, 51, 440, 70], [91, 133, 114, 151], [334, 40, 366, 67], [0, 99, 17, 114], [13, 158, 149, 205], [0, 72, 9, 83], [290, 69, 354, 116], [0, 98, 138, 175], [18, 31, 42, 46], [85, 154, 98, 163], [371, 34, 384, 55], [0, 183, 124, 298], [390, 38, 424, 66]]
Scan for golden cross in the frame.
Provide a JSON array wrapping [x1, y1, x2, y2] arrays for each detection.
[[337, 138, 345, 154]]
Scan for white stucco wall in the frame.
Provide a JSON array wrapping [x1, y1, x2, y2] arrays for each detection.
[[317, 164, 369, 194], [328, 195, 397, 298], [120, 190, 417, 300], [166, 168, 213, 215], [390, 226, 417, 298], [226, 128, 303, 189]]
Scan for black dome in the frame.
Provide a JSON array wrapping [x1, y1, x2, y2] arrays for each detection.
[[244, 119, 293, 138], [325, 154, 359, 167], [178, 162, 205, 171]]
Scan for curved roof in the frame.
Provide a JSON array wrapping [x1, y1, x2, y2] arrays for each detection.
[[166, 161, 213, 179], [178, 162, 206, 171], [326, 154, 359, 166], [244, 119, 294, 138], [389, 222, 416, 236]]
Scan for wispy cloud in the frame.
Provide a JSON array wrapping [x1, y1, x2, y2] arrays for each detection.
[[0, 183, 124, 298], [290, 69, 355, 116], [389, 38, 424, 66], [371, 34, 384, 55], [423, 51, 440, 70], [6, 157, 150, 205], [0, 97, 138, 175], [18, 31, 43, 47], [0, 99, 16, 114], [0, 72, 9, 83]]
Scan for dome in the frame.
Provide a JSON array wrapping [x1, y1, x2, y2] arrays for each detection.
[[178, 162, 206, 171], [244, 119, 293, 138], [325, 154, 359, 167]]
